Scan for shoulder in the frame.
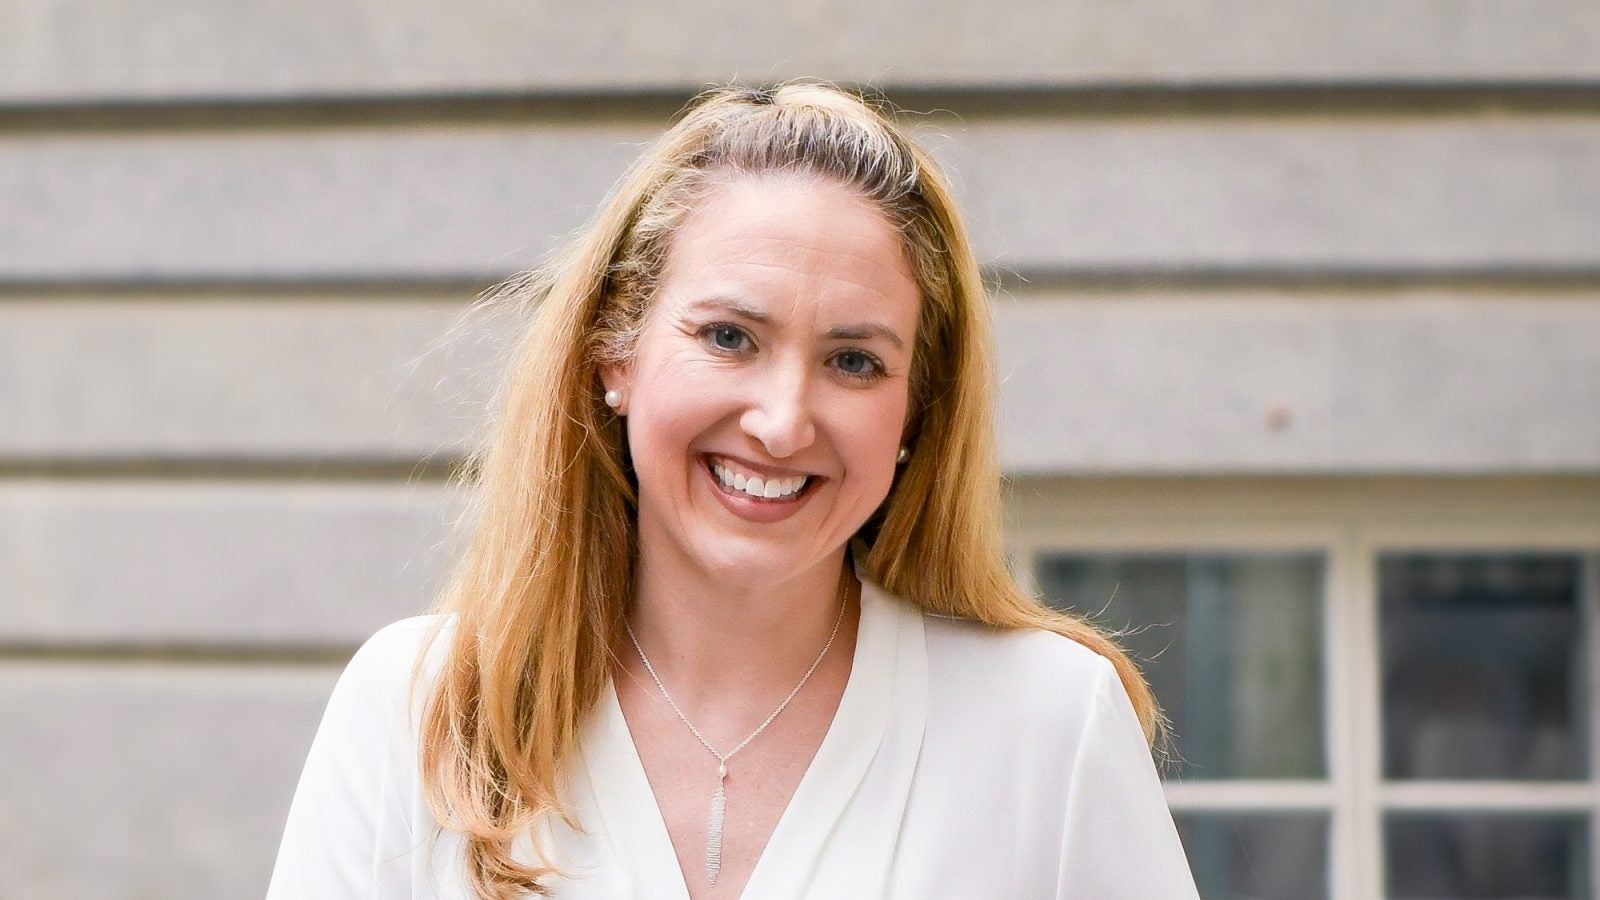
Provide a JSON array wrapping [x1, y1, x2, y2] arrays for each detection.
[[345, 614, 452, 679], [922, 611, 1113, 692], [331, 614, 456, 723], [296, 616, 457, 782], [350, 614, 452, 668], [269, 615, 457, 897], [919, 610, 1124, 747]]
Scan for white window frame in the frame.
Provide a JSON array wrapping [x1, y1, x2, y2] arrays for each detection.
[[1006, 476, 1600, 900]]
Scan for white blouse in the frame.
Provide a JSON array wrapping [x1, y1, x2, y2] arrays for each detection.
[[268, 578, 1199, 898]]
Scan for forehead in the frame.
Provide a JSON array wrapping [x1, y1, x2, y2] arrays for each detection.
[[654, 174, 921, 328]]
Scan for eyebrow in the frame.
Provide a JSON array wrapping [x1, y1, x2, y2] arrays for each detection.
[[688, 298, 907, 350], [688, 297, 772, 324], [825, 323, 905, 350]]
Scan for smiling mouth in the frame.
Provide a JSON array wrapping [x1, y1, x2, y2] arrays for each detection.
[[704, 455, 817, 502]]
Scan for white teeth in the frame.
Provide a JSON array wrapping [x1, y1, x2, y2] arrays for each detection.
[[711, 459, 809, 500]]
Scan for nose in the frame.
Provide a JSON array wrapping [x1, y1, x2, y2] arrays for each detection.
[[739, 357, 817, 459]]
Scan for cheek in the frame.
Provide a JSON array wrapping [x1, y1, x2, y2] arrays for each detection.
[[875, 386, 913, 449], [622, 358, 736, 460], [841, 391, 911, 492]]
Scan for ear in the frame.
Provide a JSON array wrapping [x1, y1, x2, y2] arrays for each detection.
[[599, 362, 630, 415]]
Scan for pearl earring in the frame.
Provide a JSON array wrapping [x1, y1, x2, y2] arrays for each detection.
[[897, 447, 909, 464], [604, 389, 622, 409]]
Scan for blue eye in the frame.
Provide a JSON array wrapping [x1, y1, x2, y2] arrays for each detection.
[[835, 351, 871, 375], [831, 349, 886, 381], [706, 325, 750, 352]]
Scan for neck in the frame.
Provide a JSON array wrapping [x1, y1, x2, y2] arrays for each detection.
[[622, 545, 857, 716]]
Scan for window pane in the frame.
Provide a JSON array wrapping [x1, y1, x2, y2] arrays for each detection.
[[1381, 554, 1588, 780], [1036, 552, 1326, 779], [1175, 812, 1329, 900], [1386, 813, 1591, 899]]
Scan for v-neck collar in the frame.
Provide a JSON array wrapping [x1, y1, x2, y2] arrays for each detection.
[[572, 574, 928, 899]]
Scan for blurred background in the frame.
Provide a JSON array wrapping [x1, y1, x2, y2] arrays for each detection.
[[4, 2, 1600, 898]]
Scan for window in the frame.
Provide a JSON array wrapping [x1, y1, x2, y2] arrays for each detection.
[[1008, 477, 1600, 899], [1036, 552, 1327, 781], [1037, 550, 1332, 899], [1378, 552, 1593, 900], [1380, 554, 1586, 783]]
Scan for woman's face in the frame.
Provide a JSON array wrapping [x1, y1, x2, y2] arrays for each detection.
[[602, 174, 921, 587]]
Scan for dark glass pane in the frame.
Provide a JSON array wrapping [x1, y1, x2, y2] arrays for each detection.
[[1175, 812, 1329, 900], [1037, 553, 1325, 779], [1386, 814, 1590, 899], [1381, 554, 1587, 780]]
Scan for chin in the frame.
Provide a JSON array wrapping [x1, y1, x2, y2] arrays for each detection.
[[685, 532, 847, 586]]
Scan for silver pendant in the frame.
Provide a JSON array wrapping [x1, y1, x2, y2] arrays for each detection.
[[706, 764, 727, 885]]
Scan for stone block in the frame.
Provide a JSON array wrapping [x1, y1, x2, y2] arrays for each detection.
[[0, 125, 652, 281], [0, 662, 338, 900], [0, 297, 500, 458], [4, 0, 1598, 102], [0, 482, 459, 644], [995, 292, 1600, 473], [6, 118, 1600, 281]]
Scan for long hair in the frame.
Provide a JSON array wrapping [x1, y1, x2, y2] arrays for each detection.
[[417, 81, 1162, 898]]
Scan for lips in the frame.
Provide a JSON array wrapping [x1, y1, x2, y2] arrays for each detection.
[[703, 454, 818, 503]]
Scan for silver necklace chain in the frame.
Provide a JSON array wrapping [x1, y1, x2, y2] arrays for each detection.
[[622, 579, 849, 886]]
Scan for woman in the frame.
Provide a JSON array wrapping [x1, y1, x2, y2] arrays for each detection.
[[269, 82, 1198, 899]]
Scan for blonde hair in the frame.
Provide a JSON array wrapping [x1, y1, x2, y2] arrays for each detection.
[[418, 81, 1161, 898]]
